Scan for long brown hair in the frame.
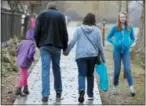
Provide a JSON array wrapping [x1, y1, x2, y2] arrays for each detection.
[[117, 12, 130, 31]]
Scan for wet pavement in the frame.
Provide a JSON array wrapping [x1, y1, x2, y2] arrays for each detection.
[[13, 26, 102, 105], [13, 58, 102, 105], [13, 24, 139, 105]]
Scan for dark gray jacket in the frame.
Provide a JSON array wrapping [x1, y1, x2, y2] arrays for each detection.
[[34, 8, 68, 51]]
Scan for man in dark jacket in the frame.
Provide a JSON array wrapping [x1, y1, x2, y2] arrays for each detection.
[[34, 2, 68, 102]]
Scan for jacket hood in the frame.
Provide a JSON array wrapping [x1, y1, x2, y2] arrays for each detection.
[[81, 25, 95, 34], [26, 29, 34, 40], [29, 17, 36, 29]]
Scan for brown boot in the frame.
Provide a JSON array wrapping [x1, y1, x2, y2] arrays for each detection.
[[15, 87, 25, 96], [23, 85, 29, 95]]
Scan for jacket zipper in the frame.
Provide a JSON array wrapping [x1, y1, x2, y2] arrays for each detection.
[[121, 29, 124, 53]]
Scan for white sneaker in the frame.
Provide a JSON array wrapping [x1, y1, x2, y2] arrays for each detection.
[[88, 96, 94, 100], [130, 86, 136, 97], [112, 86, 118, 95]]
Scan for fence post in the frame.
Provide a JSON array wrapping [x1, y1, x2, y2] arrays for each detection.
[[11, 10, 14, 38], [102, 19, 106, 46]]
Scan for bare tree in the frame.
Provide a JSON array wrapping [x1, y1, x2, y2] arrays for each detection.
[[90, 1, 100, 17], [55, 1, 69, 13], [29, 1, 42, 14], [132, 2, 144, 68], [119, 1, 128, 13], [118, 1, 129, 78]]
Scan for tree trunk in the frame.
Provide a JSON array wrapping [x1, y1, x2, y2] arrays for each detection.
[[119, 1, 129, 79], [30, 4, 34, 14], [132, 5, 145, 68], [121, 1, 127, 12], [119, 1, 121, 12]]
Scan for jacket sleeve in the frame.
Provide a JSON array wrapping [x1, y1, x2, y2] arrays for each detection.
[[34, 14, 42, 48], [16, 42, 23, 57], [129, 26, 135, 46], [97, 30, 105, 62], [64, 29, 78, 55], [27, 44, 35, 62], [106, 25, 116, 45], [60, 15, 69, 51]]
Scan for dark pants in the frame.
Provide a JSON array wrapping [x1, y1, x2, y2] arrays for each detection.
[[76, 56, 97, 97], [40, 46, 62, 96]]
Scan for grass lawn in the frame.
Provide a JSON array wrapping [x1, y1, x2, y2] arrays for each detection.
[[96, 45, 145, 105]]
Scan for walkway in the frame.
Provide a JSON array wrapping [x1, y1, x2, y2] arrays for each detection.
[[13, 23, 139, 105], [13, 25, 102, 105]]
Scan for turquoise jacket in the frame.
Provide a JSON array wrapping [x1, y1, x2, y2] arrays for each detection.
[[106, 25, 135, 53]]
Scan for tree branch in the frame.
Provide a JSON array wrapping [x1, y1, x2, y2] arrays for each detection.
[[135, 0, 144, 7]]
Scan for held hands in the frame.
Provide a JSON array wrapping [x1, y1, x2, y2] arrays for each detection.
[[63, 50, 69, 56]]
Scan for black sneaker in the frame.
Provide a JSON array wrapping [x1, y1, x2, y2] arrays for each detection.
[[23, 86, 29, 95], [56, 92, 62, 98], [15, 87, 25, 96], [130, 92, 136, 97], [42, 96, 48, 102], [78, 90, 85, 103]]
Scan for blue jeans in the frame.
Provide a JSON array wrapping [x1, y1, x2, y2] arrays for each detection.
[[40, 46, 62, 96], [76, 57, 97, 97], [113, 52, 133, 86]]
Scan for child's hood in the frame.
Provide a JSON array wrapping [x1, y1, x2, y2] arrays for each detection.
[[26, 29, 34, 41]]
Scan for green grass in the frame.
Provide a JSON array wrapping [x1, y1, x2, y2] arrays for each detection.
[[2, 37, 21, 76], [96, 45, 145, 105]]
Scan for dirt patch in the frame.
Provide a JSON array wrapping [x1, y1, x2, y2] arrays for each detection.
[[96, 45, 145, 105], [1, 37, 40, 105]]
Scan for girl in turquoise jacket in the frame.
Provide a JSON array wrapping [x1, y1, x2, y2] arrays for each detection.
[[107, 12, 136, 96]]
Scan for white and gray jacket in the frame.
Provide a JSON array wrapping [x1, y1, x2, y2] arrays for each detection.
[[65, 25, 105, 61]]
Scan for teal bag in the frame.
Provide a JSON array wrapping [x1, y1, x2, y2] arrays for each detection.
[[95, 63, 109, 92]]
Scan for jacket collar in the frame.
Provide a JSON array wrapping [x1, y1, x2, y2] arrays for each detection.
[[48, 8, 57, 10]]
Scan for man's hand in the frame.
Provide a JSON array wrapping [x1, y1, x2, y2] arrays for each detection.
[[63, 50, 69, 56]]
